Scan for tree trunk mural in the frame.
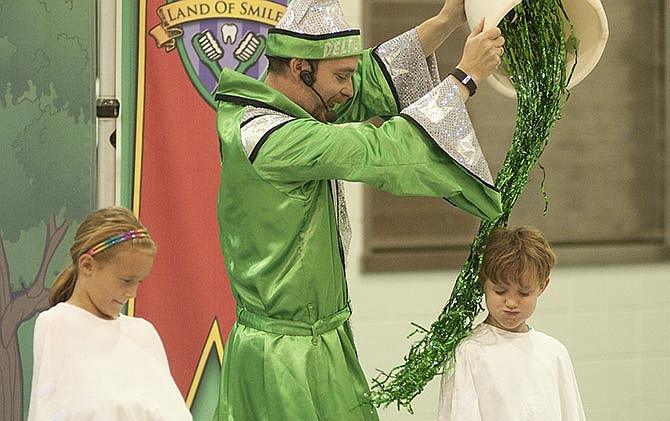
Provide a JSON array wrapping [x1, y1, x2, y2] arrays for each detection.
[[0, 215, 68, 421]]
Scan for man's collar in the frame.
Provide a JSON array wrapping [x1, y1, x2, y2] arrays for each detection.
[[214, 69, 312, 119]]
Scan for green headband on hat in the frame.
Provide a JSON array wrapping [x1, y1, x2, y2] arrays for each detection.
[[266, 28, 362, 60]]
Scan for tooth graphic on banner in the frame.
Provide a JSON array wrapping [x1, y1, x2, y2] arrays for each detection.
[[193, 30, 224, 79], [221, 24, 238, 45], [149, 0, 286, 108], [234, 31, 266, 75]]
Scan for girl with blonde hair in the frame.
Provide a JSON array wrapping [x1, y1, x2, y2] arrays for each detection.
[[28, 206, 192, 421]]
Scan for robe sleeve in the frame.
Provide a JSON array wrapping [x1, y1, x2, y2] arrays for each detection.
[[371, 28, 441, 109], [556, 347, 587, 420], [334, 28, 441, 122], [27, 313, 50, 421], [137, 318, 172, 368], [251, 78, 501, 221], [438, 346, 484, 421]]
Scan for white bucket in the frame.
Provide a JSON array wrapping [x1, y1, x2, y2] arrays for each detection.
[[465, 0, 609, 97]]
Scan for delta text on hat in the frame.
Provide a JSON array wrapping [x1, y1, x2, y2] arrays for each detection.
[[266, 0, 362, 60]]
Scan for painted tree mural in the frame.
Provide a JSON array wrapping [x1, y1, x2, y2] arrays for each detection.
[[0, 0, 95, 419]]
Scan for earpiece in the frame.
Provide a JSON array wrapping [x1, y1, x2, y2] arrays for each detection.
[[300, 70, 314, 87]]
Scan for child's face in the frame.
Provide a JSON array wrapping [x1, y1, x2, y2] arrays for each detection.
[[483, 276, 548, 333], [74, 247, 155, 319]]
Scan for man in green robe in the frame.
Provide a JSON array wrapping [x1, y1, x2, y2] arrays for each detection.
[[214, 0, 505, 419]]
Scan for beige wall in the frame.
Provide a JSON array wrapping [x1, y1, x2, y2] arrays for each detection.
[[348, 184, 670, 419], [340, 1, 670, 420]]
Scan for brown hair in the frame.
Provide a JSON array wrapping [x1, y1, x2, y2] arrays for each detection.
[[266, 56, 291, 75], [266, 57, 319, 76], [479, 226, 556, 288], [49, 206, 155, 306]]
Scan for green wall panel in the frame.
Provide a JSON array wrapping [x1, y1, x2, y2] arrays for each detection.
[[0, 1, 97, 419]]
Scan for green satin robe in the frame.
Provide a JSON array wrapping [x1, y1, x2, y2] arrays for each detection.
[[213, 50, 502, 421]]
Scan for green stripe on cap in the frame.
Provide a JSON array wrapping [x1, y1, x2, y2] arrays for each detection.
[[266, 31, 362, 59]]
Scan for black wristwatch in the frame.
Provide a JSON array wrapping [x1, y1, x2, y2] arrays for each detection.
[[448, 68, 477, 97]]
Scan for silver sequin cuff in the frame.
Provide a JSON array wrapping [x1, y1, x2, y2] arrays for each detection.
[[401, 79, 494, 186], [374, 28, 440, 110]]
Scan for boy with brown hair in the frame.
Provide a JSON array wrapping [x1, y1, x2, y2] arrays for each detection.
[[438, 226, 586, 421]]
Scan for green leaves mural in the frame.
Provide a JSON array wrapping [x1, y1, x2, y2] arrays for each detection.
[[0, 0, 94, 122], [0, 1, 96, 419]]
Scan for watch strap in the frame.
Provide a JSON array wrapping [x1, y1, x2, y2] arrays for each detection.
[[449, 68, 477, 97]]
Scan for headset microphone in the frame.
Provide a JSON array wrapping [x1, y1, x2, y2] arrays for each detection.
[[300, 70, 338, 123]]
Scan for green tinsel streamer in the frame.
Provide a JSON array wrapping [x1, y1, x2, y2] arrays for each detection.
[[370, 0, 576, 412]]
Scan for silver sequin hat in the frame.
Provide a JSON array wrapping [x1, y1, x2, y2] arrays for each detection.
[[266, 0, 362, 59]]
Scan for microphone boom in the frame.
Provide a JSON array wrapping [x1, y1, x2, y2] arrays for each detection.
[[306, 82, 338, 123]]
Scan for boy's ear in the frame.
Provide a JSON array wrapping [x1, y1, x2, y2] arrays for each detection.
[[538, 277, 550, 295]]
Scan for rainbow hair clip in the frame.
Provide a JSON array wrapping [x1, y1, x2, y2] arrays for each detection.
[[85, 229, 151, 257]]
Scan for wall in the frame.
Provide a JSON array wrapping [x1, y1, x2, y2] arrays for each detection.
[[340, 1, 670, 420], [347, 182, 670, 420], [0, 3, 97, 420]]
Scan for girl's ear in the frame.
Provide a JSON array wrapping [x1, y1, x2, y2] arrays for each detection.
[[77, 253, 95, 277], [538, 277, 550, 295]]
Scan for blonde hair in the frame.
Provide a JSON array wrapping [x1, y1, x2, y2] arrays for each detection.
[[479, 226, 556, 288], [49, 207, 155, 306]]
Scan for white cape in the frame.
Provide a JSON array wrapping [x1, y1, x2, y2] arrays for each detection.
[[438, 322, 585, 421], [28, 302, 192, 421]]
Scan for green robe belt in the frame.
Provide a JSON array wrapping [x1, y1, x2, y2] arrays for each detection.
[[236, 305, 352, 344]]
